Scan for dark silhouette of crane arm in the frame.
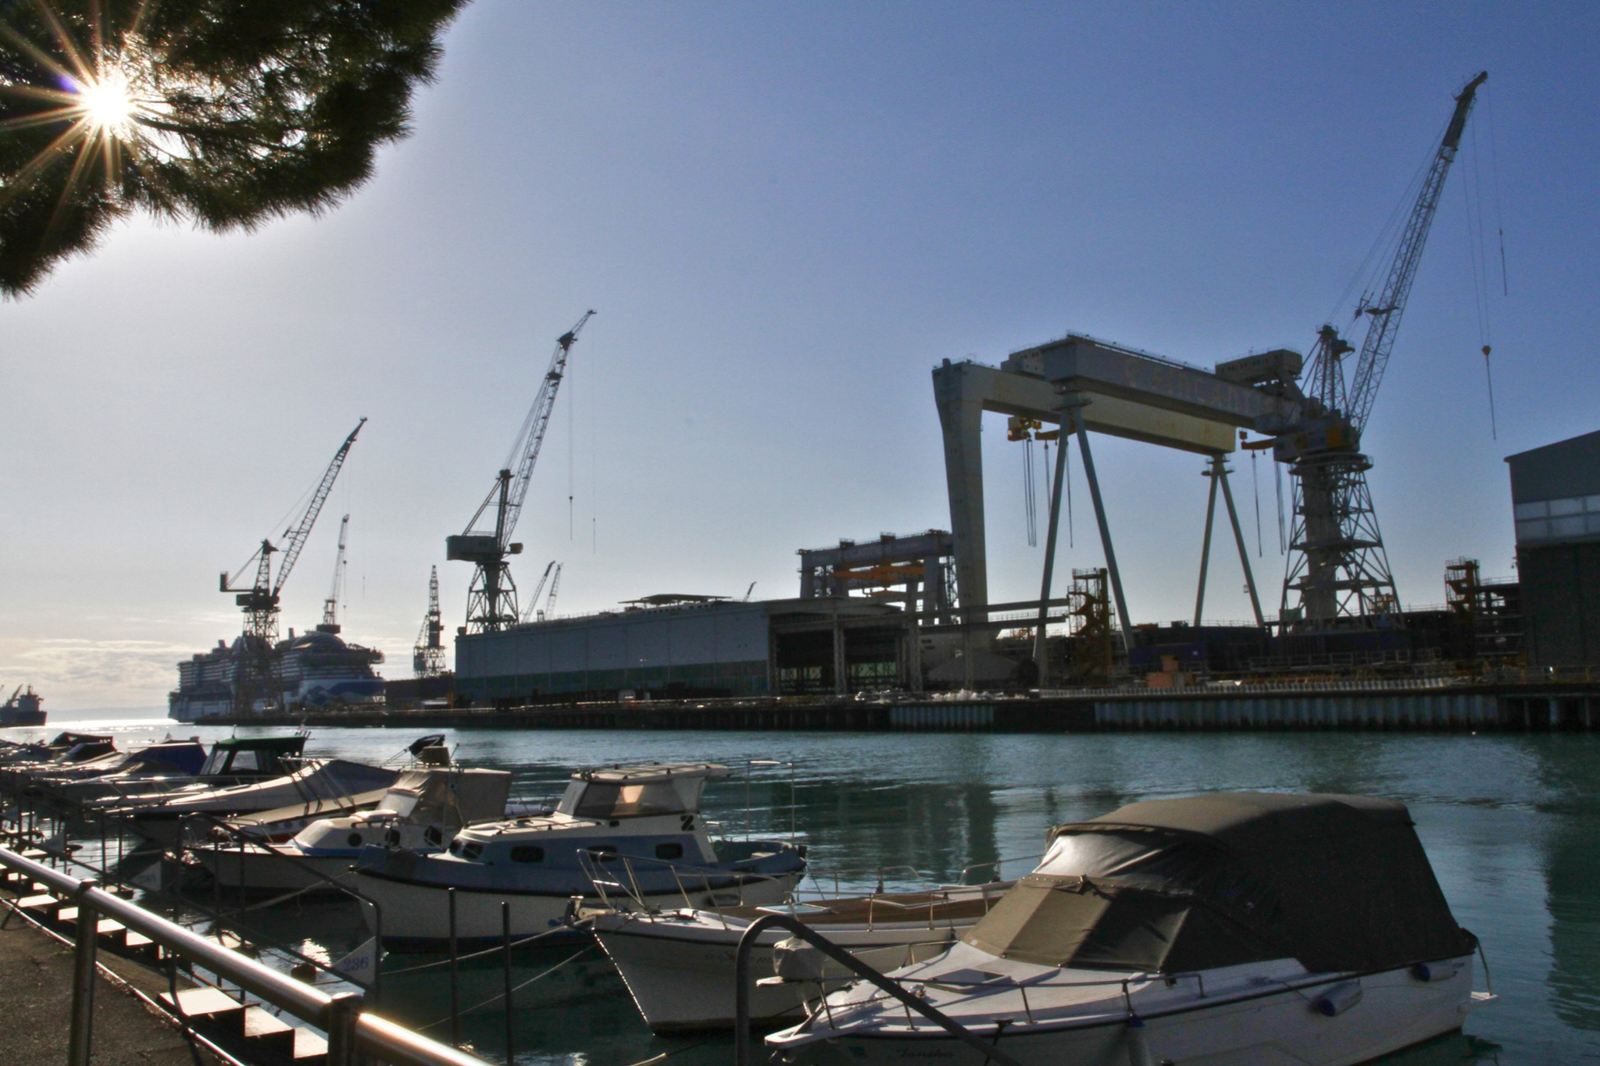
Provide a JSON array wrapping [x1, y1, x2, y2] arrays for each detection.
[[1346, 71, 1486, 432], [272, 418, 366, 597]]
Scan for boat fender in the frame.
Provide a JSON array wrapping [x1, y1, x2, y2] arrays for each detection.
[[1412, 961, 1459, 983], [1123, 1015, 1155, 1066], [773, 938, 827, 982], [1313, 981, 1363, 1017]]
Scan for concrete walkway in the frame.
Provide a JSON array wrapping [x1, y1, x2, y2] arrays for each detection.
[[0, 913, 224, 1065]]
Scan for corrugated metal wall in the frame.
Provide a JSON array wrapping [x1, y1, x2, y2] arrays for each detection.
[[455, 603, 772, 701]]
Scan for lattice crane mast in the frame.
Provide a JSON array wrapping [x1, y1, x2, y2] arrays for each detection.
[[448, 311, 594, 632], [221, 418, 366, 646], [413, 566, 447, 678], [540, 563, 563, 622], [317, 515, 350, 634], [1267, 73, 1486, 631]]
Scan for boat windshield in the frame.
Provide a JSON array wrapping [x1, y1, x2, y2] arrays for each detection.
[[198, 748, 228, 776], [557, 780, 687, 819]]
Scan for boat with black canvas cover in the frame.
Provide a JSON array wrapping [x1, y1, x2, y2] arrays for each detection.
[[767, 792, 1493, 1066]]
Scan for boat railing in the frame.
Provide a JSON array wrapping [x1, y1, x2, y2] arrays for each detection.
[[0, 843, 489, 1066], [734, 912, 1025, 1066]]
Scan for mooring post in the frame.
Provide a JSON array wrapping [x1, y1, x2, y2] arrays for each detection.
[[502, 901, 515, 1063], [67, 879, 100, 1066], [448, 887, 460, 1046]]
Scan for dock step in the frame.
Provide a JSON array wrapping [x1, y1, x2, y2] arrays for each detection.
[[161, 987, 328, 1065], [162, 986, 247, 1036]]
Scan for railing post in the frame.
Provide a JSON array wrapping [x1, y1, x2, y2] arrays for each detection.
[[324, 990, 363, 1066], [67, 879, 100, 1066]]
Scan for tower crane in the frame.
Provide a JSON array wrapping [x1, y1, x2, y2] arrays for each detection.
[[448, 311, 594, 632], [220, 417, 365, 709], [518, 561, 557, 624], [1263, 73, 1487, 632], [413, 566, 448, 678], [317, 515, 350, 634]]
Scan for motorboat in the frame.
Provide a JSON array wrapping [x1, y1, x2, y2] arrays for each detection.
[[66, 734, 309, 808], [27, 738, 207, 796], [113, 754, 400, 847], [193, 766, 512, 893], [354, 763, 807, 951], [584, 880, 1015, 1033], [767, 792, 1492, 1066]]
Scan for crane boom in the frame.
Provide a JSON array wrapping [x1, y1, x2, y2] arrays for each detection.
[[274, 419, 366, 596], [519, 561, 557, 624], [540, 563, 563, 621], [1346, 72, 1486, 430], [319, 515, 350, 633]]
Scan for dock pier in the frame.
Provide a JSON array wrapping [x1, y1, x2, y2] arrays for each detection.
[[224, 677, 1600, 733]]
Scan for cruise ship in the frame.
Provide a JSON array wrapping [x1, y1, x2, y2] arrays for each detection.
[[169, 626, 385, 721]]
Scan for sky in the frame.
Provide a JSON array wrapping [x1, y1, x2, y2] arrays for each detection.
[[3, 2, 1597, 710]]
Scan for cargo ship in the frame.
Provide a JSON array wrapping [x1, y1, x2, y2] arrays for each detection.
[[0, 685, 45, 727], [169, 627, 385, 722]]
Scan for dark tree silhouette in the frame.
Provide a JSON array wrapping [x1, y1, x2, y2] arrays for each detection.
[[0, 0, 466, 296]]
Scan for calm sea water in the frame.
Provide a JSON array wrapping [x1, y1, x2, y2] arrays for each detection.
[[13, 717, 1599, 1065]]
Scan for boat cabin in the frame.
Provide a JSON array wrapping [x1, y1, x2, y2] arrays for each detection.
[[554, 763, 731, 821], [965, 792, 1476, 976], [195, 735, 308, 779]]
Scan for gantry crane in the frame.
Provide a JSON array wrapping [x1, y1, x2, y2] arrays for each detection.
[[413, 566, 447, 678], [448, 311, 593, 632], [317, 515, 350, 634], [220, 418, 365, 709], [1263, 73, 1487, 632]]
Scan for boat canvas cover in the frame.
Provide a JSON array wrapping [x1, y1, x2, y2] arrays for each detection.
[[385, 768, 511, 826], [963, 792, 1474, 976]]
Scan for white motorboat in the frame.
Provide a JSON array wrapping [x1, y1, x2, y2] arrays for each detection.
[[194, 766, 512, 892], [114, 756, 400, 847], [354, 763, 807, 951], [767, 792, 1492, 1066], [586, 880, 1015, 1033]]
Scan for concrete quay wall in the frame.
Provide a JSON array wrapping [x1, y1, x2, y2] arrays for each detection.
[[213, 681, 1600, 733]]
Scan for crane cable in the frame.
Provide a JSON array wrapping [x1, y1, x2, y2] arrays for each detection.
[[1462, 93, 1498, 439]]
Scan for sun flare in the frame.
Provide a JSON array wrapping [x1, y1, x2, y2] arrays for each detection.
[[74, 69, 137, 134]]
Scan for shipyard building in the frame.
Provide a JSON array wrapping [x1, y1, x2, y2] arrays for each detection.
[[454, 596, 911, 706], [1508, 430, 1600, 668]]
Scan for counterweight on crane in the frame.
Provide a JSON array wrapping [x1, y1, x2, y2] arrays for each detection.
[[317, 515, 350, 634], [220, 418, 366, 710], [1264, 73, 1487, 632], [449, 311, 594, 632], [413, 566, 447, 678]]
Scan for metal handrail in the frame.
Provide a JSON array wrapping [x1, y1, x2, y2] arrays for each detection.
[[733, 913, 1023, 1066], [0, 845, 487, 1066]]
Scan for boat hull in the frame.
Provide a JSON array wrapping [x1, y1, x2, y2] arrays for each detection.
[[769, 956, 1478, 1066], [356, 867, 803, 952], [595, 915, 965, 1033]]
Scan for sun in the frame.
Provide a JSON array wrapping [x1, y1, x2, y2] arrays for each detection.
[[74, 68, 138, 134]]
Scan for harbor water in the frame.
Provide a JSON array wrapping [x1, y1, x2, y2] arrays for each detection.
[[12, 717, 1599, 1064]]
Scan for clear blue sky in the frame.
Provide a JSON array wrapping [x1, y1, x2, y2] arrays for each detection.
[[4, 2, 1596, 709]]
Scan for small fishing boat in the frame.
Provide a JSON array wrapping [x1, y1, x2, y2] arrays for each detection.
[[354, 763, 807, 951], [584, 880, 1015, 1033], [767, 792, 1492, 1066], [194, 766, 513, 893]]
